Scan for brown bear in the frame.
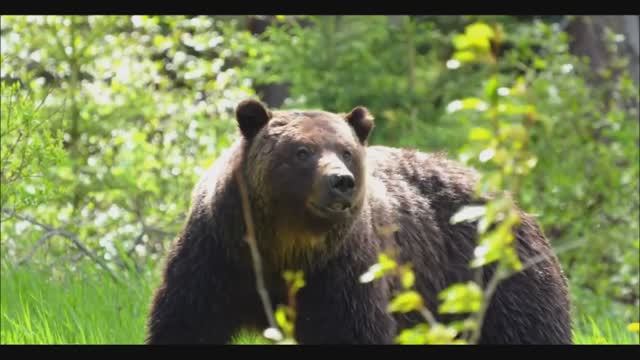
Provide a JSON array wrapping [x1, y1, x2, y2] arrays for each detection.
[[145, 99, 572, 345]]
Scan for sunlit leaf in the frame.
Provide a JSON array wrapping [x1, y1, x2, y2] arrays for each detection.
[[453, 50, 476, 63], [401, 267, 416, 289], [387, 291, 423, 313], [438, 282, 483, 314], [395, 324, 430, 344], [466, 23, 495, 42], [452, 34, 471, 50], [424, 323, 462, 344], [534, 58, 547, 69], [484, 75, 499, 105], [469, 127, 492, 141], [283, 270, 306, 294], [274, 306, 293, 336], [359, 253, 397, 283]]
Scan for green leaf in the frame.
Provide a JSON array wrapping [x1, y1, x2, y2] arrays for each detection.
[[461, 97, 488, 111], [466, 23, 495, 42], [437, 282, 483, 314], [511, 76, 527, 96], [401, 268, 416, 289], [359, 253, 397, 283], [395, 324, 430, 344], [469, 127, 492, 141], [451, 22, 495, 56], [470, 208, 522, 270], [472, 232, 508, 268], [448, 318, 478, 333], [484, 75, 499, 105], [534, 58, 547, 69], [424, 324, 463, 344], [274, 306, 293, 336], [491, 147, 508, 166], [283, 270, 305, 294], [453, 50, 476, 63], [387, 291, 424, 313], [378, 253, 397, 271], [396, 323, 463, 344], [452, 34, 471, 50]]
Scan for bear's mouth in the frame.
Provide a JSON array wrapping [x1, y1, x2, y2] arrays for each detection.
[[308, 201, 352, 218]]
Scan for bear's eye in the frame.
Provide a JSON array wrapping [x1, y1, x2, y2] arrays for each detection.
[[342, 150, 352, 163], [296, 146, 311, 161]]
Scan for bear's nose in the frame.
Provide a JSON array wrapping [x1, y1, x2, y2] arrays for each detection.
[[329, 173, 355, 195]]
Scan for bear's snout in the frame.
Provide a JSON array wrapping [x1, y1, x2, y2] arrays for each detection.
[[321, 167, 356, 211], [328, 173, 355, 198]]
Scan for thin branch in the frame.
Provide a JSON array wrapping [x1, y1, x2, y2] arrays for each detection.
[[469, 265, 507, 344], [419, 306, 438, 327], [8, 148, 29, 184], [144, 225, 174, 238], [31, 86, 53, 116], [0, 204, 18, 223], [44, 18, 72, 63], [124, 199, 174, 258], [17, 230, 61, 266], [1, 80, 18, 138], [467, 239, 585, 344], [234, 169, 278, 332], [127, 202, 148, 257], [2, 208, 123, 284], [504, 239, 586, 282], [2, 130, 23, 171], [126, 229, 146, 257]]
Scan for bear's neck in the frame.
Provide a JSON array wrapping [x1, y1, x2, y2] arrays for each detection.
[[250, 199, 365, 273]]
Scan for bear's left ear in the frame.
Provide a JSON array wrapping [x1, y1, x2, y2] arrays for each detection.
[[345, 106, 374, 144], [235, 99, 272, 140]]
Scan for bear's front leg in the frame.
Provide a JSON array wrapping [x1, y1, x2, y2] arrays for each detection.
[[145, 247, 243, 344], [146, 275, 236, 344], [145, 219, 245, 345], [293, 256, 398, 344]]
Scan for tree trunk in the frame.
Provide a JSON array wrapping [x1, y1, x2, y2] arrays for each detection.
[[566, 15, 639, 85], [623, 16, 639, 85], [246, 15, 290, 108]]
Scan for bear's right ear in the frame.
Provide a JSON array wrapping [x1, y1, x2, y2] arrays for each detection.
[[345, 106, 374, 144], [235, 99, 272, 140]]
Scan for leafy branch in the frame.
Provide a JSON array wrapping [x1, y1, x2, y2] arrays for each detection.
[[360, 20, 573, 345]]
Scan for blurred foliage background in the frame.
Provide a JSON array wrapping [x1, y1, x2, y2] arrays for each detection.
[[0, 15, 638, 343]]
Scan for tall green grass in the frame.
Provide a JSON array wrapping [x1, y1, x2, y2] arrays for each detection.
[[1, 264, 638, 344], [1, 264, 154, 344], [569, 282, 639, 344], [572, 315, 639, 344]]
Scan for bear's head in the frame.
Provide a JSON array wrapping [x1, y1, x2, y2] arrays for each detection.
[[235, 99, 374, 237]]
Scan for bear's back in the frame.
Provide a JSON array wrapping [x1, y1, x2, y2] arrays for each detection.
[[362, 145, 485, 304], [364, 145, 479, 214]]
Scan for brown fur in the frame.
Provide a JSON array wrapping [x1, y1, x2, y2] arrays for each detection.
[[146, 100, 572, 344]]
